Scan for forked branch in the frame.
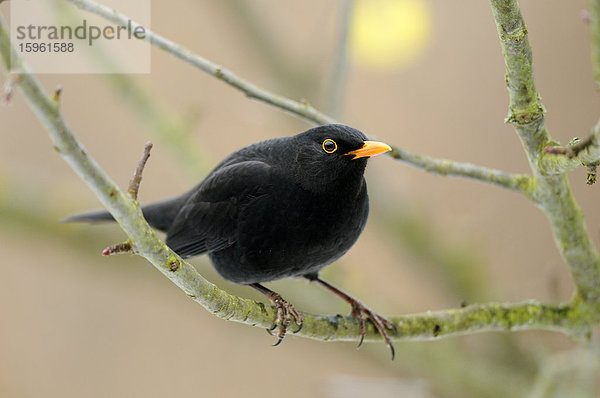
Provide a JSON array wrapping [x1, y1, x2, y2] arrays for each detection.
[[0, 9, 597, 343], [3, 0, 600, 345]]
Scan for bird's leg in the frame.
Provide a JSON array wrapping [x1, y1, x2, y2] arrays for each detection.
[[307, 275, 397, 359], [249, 283, 303, 346]]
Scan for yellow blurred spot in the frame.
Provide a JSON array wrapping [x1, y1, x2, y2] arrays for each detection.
[[350, 0, 432, 71]]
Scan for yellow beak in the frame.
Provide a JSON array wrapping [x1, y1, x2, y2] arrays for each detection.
[[345, 141, 392, 160]]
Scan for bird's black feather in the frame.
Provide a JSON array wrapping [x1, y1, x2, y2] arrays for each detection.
[[65, 124, 397, 355], [66, 124, 381, 283], [166, 160, 272, 257]]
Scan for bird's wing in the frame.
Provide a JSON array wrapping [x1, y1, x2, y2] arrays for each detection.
[[165, 160, 273, 258]]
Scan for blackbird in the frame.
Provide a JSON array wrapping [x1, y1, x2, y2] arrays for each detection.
[[67, 124, 396, 358]]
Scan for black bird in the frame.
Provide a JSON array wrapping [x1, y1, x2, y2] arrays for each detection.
[[67, 124, 396, 357]]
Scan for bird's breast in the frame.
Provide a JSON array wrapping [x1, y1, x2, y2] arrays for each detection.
[[210, 179, 369, 283]]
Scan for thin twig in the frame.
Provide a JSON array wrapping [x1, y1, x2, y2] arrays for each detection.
[[539, 120, 600, 175], [2, 72, 21, 105], [590, 0, 600, 90], [102, 240, 133, 256], [66, 0, 335, 126], [325, 0, 355, 117], [543, 134, 597, 159], [52, 1, 211, 176], [223, 0, 310, 92], [128, 141, 153, 201], [104, 73, 210, 176], [52, 85, 63, 103], [390, 146, 533, 194]]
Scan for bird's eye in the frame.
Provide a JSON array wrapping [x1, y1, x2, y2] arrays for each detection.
[[322, 139, 337, 154]]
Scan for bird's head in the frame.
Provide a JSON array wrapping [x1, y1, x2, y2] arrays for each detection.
[[290, 124, 391, 192]]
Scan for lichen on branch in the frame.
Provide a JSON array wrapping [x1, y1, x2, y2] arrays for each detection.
[[488, 0, 600, 304]]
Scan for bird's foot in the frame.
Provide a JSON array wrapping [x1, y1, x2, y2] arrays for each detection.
[[265, 292, 303, 346], [349, 299, 397, 359]]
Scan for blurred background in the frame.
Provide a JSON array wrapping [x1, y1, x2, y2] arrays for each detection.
[[1, 0, 600, 397]]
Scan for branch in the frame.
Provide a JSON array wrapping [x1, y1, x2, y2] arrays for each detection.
[[1, 10, 596, 344], [222, 0, 314, 94], [2, 71, 20, 105], [65, 0, 335, 126], [325, 0, 355, 118], [489, 0, 600, 303], [389, 147, 533, 194], [539, 120, 600, 176], [511, 1, 600, 178], [590, 0, 600, 90], [128, 141, 153, 200], [65, 0, 534, 195], [488, 0, 545, 160]]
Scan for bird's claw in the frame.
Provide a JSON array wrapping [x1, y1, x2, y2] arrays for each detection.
[[350, 300, 397, 360], [292, 320, 303, 334], [264, 293, 303, 346], [266, 323, 277, 336]]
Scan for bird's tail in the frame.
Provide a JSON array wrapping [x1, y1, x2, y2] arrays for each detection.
[[63, 195, 187, 232]]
